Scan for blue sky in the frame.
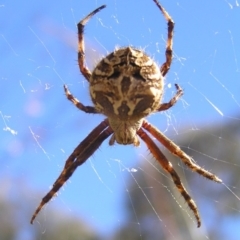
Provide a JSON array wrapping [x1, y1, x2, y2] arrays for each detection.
[[1, 0, 240, 238]]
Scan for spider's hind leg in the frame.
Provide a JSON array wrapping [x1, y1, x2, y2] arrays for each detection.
[[153, 0, 174, 76], [77, 5, 106, 81]]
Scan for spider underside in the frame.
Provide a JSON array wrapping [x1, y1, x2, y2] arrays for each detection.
[[31, 0, 222, 227]]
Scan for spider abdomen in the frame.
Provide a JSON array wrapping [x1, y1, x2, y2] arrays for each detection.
[[90, 47, 164, 121]]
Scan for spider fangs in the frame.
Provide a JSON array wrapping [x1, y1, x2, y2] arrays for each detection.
[[31, 0, 222, 227]]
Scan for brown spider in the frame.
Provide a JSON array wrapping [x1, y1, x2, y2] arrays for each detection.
[[31, 0, 222, 227]]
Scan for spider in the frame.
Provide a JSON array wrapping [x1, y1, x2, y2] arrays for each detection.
[[31, 0, 222, 227]]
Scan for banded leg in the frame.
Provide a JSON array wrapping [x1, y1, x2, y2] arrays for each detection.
[[77, 5, 106, 81], [153, 0, 174, 76], [64, 85, 98, 113], [157, 84, 183, 112], [137, 128, 201, 227], [142, 120, 222, 183], [64, 119, 109, 169], [31, 122, 113, 224]]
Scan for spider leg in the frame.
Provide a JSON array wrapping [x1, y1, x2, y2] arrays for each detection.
[[64, 119, 109, 169], [137, 127, 201, 227], [157, 84, 183, 111], [30, 120, 113, 224], [142, 120, 222, 183], [77, 5, 106, 81], [152, 0, 174, 77], [64, 85, 99, 113]]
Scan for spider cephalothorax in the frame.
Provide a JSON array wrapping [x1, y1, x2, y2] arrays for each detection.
[[31, 0, 222, 227]]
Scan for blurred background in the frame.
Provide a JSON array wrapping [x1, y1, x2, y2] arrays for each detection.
[[1, 0, 240, 239]]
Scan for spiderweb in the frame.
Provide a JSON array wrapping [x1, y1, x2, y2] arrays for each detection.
[[1, 0, 240, 239]]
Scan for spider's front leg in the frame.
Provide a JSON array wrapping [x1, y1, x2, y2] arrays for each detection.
[[31, 120, 113, 224], [137, 128, 201, 227], [64, 85, 99, 113], [142, 120, 222, 183]]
